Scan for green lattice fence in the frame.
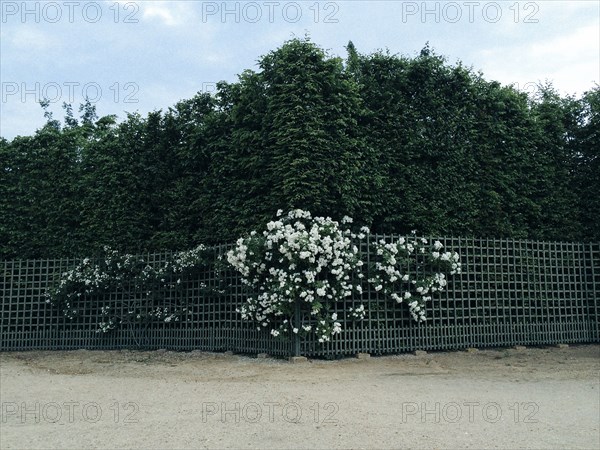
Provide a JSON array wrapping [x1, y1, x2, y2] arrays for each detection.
[[1, 237, 598, 356]]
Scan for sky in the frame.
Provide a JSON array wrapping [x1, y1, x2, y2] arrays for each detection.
[[1, 0, 599, 140]]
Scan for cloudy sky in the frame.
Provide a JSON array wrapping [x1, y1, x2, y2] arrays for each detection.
[[1, 0, 598, 139]]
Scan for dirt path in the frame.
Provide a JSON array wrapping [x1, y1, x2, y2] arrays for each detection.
[[1, 345, 599, 449]]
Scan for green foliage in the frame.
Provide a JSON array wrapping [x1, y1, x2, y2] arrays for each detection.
[[0, 120, 83, 258], [1, 39, 598, 260], [572, 86, 600, 240]]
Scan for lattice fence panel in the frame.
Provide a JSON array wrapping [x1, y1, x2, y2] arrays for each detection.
[[1, 237, 597, 356]]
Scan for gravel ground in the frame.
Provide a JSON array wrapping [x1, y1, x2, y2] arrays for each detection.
[[1, 344, 599, 449]]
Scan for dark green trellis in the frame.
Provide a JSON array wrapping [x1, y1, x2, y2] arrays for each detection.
[[1, 237, 598, 356]]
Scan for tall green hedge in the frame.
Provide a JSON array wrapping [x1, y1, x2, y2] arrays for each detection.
[[1, 38, 598, 259]]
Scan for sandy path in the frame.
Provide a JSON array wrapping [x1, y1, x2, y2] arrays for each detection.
[[1, 345, 599, 449]]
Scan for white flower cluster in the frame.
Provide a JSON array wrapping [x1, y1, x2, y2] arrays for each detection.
[[430, 244, 462, 275], [369, 236, 461, 322], [45, 257, 112, 319], [144, 306, 184, 323], [228, 209, 365, 343], [95, 305, 191, 333], [161, 245, 208, 275], [48, 246, 211, 332], [97, 305, 117, 333], [97, 319, 117, 333], [348, 304, 366, 321]]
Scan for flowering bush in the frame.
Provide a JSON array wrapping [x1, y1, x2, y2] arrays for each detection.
[[228, 211, 463, 342], [368, 234, 462, 322], [227, 209, 366, 342], [47, 245, 220, 333]]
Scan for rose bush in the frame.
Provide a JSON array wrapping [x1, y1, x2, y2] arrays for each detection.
[[227, 210, 462, 342], [46, 245, 219, 333], [368, 234, 462, 322], [227, 209, 366, 342]]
